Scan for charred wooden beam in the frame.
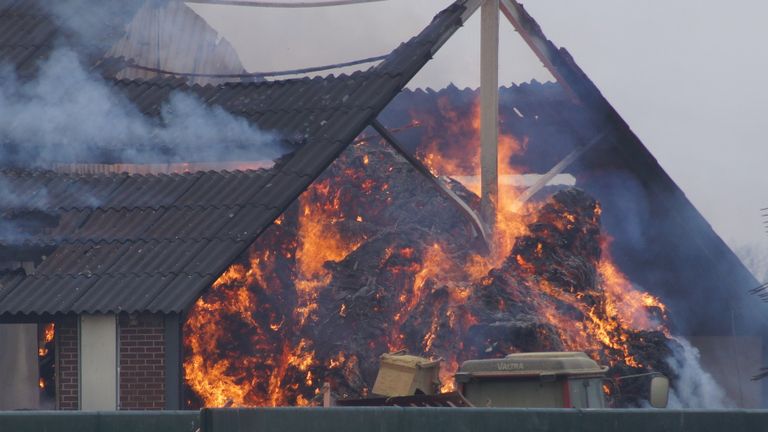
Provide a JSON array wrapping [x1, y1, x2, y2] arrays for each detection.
[[370, 119, 491, 250]]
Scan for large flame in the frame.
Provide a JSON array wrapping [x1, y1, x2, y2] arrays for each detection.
[[182, 96, 671, 407]]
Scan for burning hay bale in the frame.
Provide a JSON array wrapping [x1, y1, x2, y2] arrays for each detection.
[[183, 140, 675, 408]]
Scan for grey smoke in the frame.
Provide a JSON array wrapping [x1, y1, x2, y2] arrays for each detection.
[[666, 336, 734, 409], [46, 0, 147, 56], [0, 49, 282, 166], [0, 177, 49, 210], [735, 242, 768, 283]]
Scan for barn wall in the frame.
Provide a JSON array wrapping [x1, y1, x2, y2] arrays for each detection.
[[56, 316, 79, 410], [0, 324, 38, 409], [118, 313, 166, 410]]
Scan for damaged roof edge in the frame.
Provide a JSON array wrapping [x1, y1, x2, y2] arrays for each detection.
[[502, 1, 759, 296]]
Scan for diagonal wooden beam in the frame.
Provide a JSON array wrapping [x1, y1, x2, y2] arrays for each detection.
[[518, 132, 607, 204], [371, 119, 491, 250]]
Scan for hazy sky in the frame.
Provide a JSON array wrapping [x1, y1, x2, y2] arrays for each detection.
[[188, 0, 768, 277]]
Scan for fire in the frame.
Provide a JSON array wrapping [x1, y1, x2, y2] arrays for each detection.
[[417, 97, 481, 178], [294, 178, 362, 325], [38, 323, 55, 357], [182, 96, 671, 407], [43, 323, 54, 343], [598, 238, 667, 331]]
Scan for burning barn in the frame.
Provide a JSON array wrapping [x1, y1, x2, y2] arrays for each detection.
[[0, 0, 764, 411]]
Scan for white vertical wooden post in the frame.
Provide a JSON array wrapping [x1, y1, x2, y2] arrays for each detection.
[[80, 314, 118, 410], [0, 324, 39, 409], [480, 0, 500, 228]]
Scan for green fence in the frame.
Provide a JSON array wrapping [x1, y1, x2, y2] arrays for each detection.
[[2, 408, 768, 432], [201, 408, 768, 432], [0, 411, 199, 432]]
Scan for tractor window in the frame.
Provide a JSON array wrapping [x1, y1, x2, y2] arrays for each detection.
[[568, 378, 605, 408], [463, 378, 563, 408]]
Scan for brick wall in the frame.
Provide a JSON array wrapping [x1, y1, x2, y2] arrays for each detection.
[[118, 313, 165, 410], [56, 316, 79, 410]]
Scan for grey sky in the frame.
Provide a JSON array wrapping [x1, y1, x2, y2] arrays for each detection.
[[188, 0, 768, 276]]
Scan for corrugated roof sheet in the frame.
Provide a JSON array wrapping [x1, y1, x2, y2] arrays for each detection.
[[0, 168, 269, 315], [0, 0, 150, 78], [106, 0, 247, 85], [0, 0, 57, 78], [0, 0, 479, 317]]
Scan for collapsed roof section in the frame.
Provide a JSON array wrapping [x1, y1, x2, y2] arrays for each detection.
[[499, 1, 763, 334], [0, 0, 245, 83], [374, 1, 763, 335], [106, 0, 247, 85], [0, 0, 482, 317]]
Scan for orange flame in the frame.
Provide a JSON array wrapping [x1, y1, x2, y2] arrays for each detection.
[[183, 96, 670, 407]]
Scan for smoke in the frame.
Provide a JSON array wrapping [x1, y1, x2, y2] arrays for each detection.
[[0, 49, 283, 166], [734, 242, 768, 283], [666, 336, 734, 409], [0, 177, 49, 210], [45, 0, 148, 57]]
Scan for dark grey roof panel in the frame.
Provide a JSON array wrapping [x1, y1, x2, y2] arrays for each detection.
[[52, 174, 129, 210], [104, 240, 200, 276], [74, 207, 163, 241], [216, 204, 274, 242], [183, 239, 245, 276], [6, 275, 100, 315], [145, 273, 215, 313], [71, 274, 178, 314], [0, 0, 56, 77], [0, 170, 54, 209], [0, 271, 24, 305], [0, 0, 478, 316], [36, 243, 127, 277], [142, 206, 237, 240], [47, 209, 92, 240], [249, 171, 310, 210], [174, 169, 273, 207], [104, 172, 199, 209]]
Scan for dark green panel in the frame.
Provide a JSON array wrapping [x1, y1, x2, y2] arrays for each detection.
[[0, 411, 199, 432], [201, 408, 768, 432], [0, 412, 98, 432]]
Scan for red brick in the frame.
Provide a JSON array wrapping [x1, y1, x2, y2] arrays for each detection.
[[56, 317, 79, 410], [118, 313, 166, 410]]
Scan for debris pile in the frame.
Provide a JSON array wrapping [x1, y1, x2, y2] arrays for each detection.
[[183, 140, 673, 408]]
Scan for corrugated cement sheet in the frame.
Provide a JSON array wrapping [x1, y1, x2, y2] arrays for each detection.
[[0, 0, 478, 317]]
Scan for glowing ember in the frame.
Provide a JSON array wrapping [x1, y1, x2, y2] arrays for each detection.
[[38, 323, 54, 358]]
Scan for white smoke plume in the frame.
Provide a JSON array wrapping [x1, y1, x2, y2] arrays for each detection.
[[0, 49, 283, 166], [666, 336, 734, 408]]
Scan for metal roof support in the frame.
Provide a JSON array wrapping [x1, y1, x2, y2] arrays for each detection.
[[370, 119, 491, 250], [480, 0, 499, 231]]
